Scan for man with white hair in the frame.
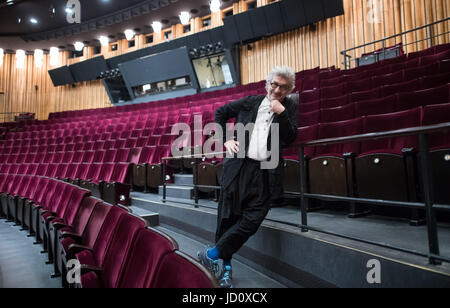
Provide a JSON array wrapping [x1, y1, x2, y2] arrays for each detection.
[[198, 67, 298, 288]]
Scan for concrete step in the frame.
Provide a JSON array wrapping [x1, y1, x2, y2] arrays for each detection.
[[158, 185, 193, 199], [128, 206, 160, 227], [173, 174, 194, 185]]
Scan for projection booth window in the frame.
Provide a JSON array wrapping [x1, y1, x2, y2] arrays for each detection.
[[132, 76, 191, 97], [193, 53, 233, 89]]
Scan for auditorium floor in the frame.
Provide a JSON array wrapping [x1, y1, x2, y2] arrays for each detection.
[[0, 220, 61, 288], [155, 225, 288, 288], [132, 192, 450, 266]]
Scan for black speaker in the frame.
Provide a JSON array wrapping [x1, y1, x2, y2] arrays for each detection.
[[223, 16, 240, 45], [234, 11, 254, 42], [303, 0, 325, 24], [248, 7, 269, 38], [262, 1, 285, 36], [69, 56, 109, 83], [48, 66, 75, 86], [323, 0, 344, 18], [280, 0, 307, 30]]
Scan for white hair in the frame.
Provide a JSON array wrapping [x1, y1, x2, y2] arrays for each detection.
[[266, 66, 296, 92]]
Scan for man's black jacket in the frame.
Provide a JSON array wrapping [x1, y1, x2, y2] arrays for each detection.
[[215, 94, 298, 193]]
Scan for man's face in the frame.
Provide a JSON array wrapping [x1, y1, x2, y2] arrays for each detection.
[[267, 75, 291, 102]]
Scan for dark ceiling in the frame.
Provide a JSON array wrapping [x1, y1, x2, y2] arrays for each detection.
[[0, 0, 237, 51]]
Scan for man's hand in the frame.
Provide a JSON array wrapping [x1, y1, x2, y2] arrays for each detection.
[[224, 140, 240, 155], [270, 100, 286, 115]]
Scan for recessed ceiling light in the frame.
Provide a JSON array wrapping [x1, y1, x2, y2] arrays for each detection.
[[30, 18, 38, 24]]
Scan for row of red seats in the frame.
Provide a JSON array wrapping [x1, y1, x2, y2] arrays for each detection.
[[294, 44, 450, 92], [0, 162, 132, 205], [299, 63, 449, 104], [299, 73, 450, 113], [47, 82, 259, 120], [0, 134, 177, 154], [288, 103, 450, 159], [297, 84, 450, 127], [5, 105, 219, 141], [0, 174, 217, 288]]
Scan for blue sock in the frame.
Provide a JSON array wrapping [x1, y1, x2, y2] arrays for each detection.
[[223, 260, 232, 267], [207, 246, 220, 260]]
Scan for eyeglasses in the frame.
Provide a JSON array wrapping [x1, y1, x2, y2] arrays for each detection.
[[269, 81, 290, 92]]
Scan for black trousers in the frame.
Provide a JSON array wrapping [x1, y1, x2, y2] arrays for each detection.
[[215, 158, 271, 261]]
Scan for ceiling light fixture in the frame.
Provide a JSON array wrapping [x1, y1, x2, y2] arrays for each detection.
[[74, 41, 84, 51], [124, 29, 135, 41], [179, 11, 191, 25], [30, 17, 38, 24], [210, 0, 222, 13], [152, 21, 162, 33]]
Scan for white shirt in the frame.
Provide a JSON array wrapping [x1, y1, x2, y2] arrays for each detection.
[[247, 97, 275, 161]]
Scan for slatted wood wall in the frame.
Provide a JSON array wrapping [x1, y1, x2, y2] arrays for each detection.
[[241, 0, 450, 84], [0, 0, 448, 120]]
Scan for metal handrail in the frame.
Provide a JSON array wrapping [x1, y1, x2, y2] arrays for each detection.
[[340, 17, 450, 69], [161, 122, 450, 265], [297, 122, 450, 265]]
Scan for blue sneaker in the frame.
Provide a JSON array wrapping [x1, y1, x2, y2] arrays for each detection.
[[219, 265, 233, 288], [197, 245, 219, 276]]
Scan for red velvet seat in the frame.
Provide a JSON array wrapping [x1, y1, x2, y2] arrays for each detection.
[[79, 213, 148, 288], [321, 104, 355, 123], [354, 94, 397, 117], [422, 103, 450, 205], [102, 163, 131, 206], [396, 84, 449, 111], [150, 251, 218, 288], [45, 186, 90, 265], [118, 227, 179, 288], [355, 108, 421, 206], [307, 119, 363, 199], [320, 95, 349, 109], [297, 110, 320, 128], [379, 79, 422, 97], [349, 88, 381, 103]]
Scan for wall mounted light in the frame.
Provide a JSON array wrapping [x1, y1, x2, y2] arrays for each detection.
[[124, 29, 135, 41], [99, 36, 109, 46], [50, 47, 59, 66], [16, 49, 26, 69], [34, 49, 44, 68], [152, 21, 162, 33], [179, 11, 191, 25], [210, 0, 221, 13], [74, 41, 84, 51]]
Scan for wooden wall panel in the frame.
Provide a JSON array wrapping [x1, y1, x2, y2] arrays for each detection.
[[241, 0, 449, 84]]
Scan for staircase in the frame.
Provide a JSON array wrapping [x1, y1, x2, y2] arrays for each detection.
[[158, 174, 194, 199]]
